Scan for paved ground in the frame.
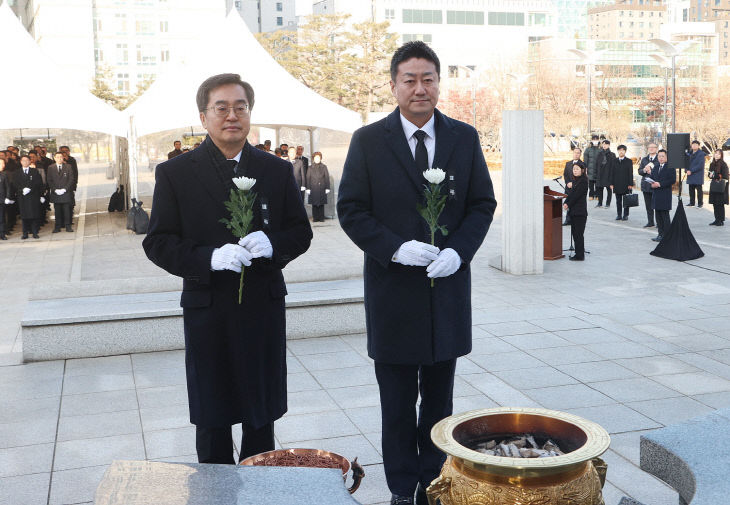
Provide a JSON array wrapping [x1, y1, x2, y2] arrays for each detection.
[[1, 162, 729, 504]]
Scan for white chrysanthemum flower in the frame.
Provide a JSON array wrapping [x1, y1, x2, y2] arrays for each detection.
[[232, 176, 256, 191], [423, 168, 446, 185]]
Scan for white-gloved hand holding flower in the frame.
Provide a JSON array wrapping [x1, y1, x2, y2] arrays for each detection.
[[210, 243, 252, 273], [392, 240, 440, 267], [427, 248, 461, 279], [55, 189, 66, 195], [325, 189, 330, 194], [40, 197, 45, 203], [4, 198, 11, 204], [22, 187, 31, 196], [238, 230, 273, 259]]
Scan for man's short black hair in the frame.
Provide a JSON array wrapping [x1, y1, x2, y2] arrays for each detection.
[[390, 41, 440, 82], [196, 73, 255, 112], [591, 134, 599, 140], [19, 154, 30, 160], [174, 140, 181, 145], [692, 140, 700, 145], [59, 145, 69, 150], [617, 144, 627, 151], [54, 151, 64, 156], [658, 149, 667, 155], [602, 140, 610, 145]]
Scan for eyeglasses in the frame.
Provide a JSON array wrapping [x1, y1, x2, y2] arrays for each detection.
[[205, 104, 250, 117]]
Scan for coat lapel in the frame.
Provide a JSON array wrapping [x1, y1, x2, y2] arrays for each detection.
[[384, 108, 424, 194], [432, 109, 458, 171], [189, 145, 230, 206]]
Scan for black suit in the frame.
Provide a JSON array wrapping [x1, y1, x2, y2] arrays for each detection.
[[595, 148, 615, 207], [0, 171, 7, 236], [47, 163, 74, 229], [337, 108, 496, 496], [143, 137, 312, 463], [564, 176, 588, 259], [12, 168, 43, 236], [612, 157, 634, 218], [638, 155, 658, 226]]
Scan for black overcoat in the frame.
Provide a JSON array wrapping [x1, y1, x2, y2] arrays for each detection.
[[142, 140, 312, 429], [638, 154, 658, 193], [652, 163, 676, 211], [564, 176, 588, 217], [709, 160, 729, 205], [306, 162, 330, 206], [337, 108, 497, 365], [13, 168, 43, 219], [46, 163, 74, 204], [563, 160, 585, 195], [595, 149, 615, 187], [612, 157, 634, 194], [583, 145, 600, 180]]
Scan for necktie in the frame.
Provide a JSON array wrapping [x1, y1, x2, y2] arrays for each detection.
[[58, 165, 62, 173], [413, 130, 428, 173], [226, 159, 238, 177]]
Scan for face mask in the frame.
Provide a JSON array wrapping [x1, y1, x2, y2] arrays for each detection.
[[592, 141, 598, 146], [313, 156, 321, 164]]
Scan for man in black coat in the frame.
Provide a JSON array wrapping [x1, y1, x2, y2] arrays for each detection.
[[13, 155, 44, 239], [47, 152, 75, 232], [583, 134, 600, 199], [60, 146, 78, 215], [563, 147, 586, 226], [611, 144, 634, 220], [143, 73, 312, 464], [168, 140, 183, 159], [638, 143, 658, 228], [0, 160, 8, 240], [646, 149, 676, 241], [338, 42, 496, 505], [594, 140, 615, 208]]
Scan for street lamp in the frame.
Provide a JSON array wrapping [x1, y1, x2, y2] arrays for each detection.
[[567, 47, 605, 139], [648, 39, 697, 134], [456, 65, 477, 129], [650, 53, 670, 147], [506, 72, 532, 109]]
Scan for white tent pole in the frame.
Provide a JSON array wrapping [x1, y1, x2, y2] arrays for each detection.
[[128, 115, 138, 200], [275, 127, 281, 149], [309, 128, 316, 155]]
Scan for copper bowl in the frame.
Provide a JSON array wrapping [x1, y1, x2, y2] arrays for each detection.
[[427, 407, 611, 505], [239, 448, 364, 494]]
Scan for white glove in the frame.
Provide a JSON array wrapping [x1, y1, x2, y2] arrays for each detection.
[[305, 189, 311, 195], [4, 198, 11, 205], [40, 197, 45, 203], [427, 248, 462, 279], [646, 162, 654, 170], [210, 243, 252, 272], [325, 189, 330, 194], [392, 240, 440, 267], [238, 230, 273, 259], [22, 187, 31, 196], [300, 186, 306, 191], [55, 189, 66, 195]]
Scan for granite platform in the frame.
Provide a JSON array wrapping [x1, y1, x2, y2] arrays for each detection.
[[21, 279, 365, 361], [639, 407, 730, 505], [94, 460, 361, 505]]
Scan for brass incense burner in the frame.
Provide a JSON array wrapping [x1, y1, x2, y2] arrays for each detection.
[[427, 407, 610, 505]]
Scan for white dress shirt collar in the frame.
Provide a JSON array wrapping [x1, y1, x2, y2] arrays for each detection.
[[227, 150, 242, 163], [400, 113, 435, 142]]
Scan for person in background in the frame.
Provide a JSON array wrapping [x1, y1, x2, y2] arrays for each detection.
[[686, 140, 705, 208], [279, 143, 289, 155], [563, 161, 588, 261], [289, 146, 306, 202], [583, 134, 600, 200], [708, 149, 728, 226], [263, 140, 271, 152], [13, 154, 44, 239], [638, 143, 658, 228], [0, 158, 8, 240], [255, 144, 266, 151], [47, 152, 74, 233], [29, 151, 49, 224], [646, 149, 675, 242], [306, 151, 330, 223], [611, 144, 634, 221], [563, 147, 586, 226], [594, 140, 615, 208], [274, 148, 282, 158], [59, 146, 78, 218], [193, 142, 201, 149], [296, 145, 309, 181], [168, 140, 183, 159]]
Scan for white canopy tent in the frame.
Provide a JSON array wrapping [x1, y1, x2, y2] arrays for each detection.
[[125, 9, 362, 136], [0, 2, 125, 136]]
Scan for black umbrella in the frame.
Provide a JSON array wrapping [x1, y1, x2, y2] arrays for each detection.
[[650, 200, 704, 260]]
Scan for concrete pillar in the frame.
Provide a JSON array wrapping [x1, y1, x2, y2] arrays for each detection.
[[498, 110, 544, 275]]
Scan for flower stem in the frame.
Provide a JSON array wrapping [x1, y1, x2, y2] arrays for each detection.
[[238, 266, 245, 304], [430, 231, 435, 288]]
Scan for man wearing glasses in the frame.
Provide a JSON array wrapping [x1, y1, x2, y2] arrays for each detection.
[[143, 73, 312, 464]]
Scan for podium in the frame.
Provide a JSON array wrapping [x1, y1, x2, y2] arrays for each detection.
[[544, 186, 567, 260]]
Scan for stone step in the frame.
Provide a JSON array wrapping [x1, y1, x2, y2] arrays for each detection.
[[21, 279, 364, 362]]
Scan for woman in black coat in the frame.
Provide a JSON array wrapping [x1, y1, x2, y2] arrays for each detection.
[[708, 149, 729, 226], [306, 151, 331, 222], [563, 163, 589, 261], [0, 159, 7, 240]]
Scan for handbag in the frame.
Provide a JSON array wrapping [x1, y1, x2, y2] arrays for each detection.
[[710, 179, 728, 194], [623, 192, 639, 208]]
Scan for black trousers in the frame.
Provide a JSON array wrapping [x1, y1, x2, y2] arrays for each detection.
[[0, 203, 4, 234], [6, 202, 17, 229], [375, 359, 456, 497], [714, 203, 726, 223], [656, 209, 671, 237], [195, 422, 274, 465], [588, 180, 597, 198], [21, 218, 39, 235], [614, 194, 630, 218], [53, 202, 72, 228], [688, 184, 703, 206], [312, 204, 325, 222], [596, 186, 612, 207], [570, 215, 587, 259], [642, 191, 655, 225]]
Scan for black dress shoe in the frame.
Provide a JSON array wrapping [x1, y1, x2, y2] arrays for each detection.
[[21, 234, 28, 240], [32, 234, 39, 239], [652, 236, 662, 242], [698, 204, 703, 208], [710, 221, 718, 226], [0, 234, 6, 240], [391, 494, 414, 505], [687, 203, 694, 207], [53, 228, 61, 233], [569, 255, 584, 261], [66, 226, 74, 232], [622, 216, 628, 221], [615, 216, 622, 220], [415, 483, 431, 505], [719, 221, 725, 226]]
